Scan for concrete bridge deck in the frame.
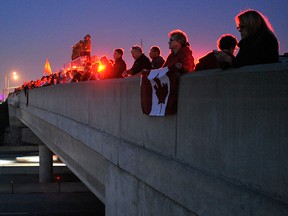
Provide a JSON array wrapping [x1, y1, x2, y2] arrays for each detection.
[[8, 62, 288, 216]]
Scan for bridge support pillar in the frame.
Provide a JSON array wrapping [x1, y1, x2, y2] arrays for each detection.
[[39, 144, 53, 183]]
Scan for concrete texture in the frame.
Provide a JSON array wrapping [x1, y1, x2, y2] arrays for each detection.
[[39, 144, 53, 183], [0, 182, 89, 194], [7, 62, 288, 216]]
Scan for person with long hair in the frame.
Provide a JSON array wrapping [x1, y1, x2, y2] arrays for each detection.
[[216, 9, 279, 67]]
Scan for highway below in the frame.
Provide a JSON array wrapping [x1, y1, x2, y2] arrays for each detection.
[[0, 145, 105, 216], [0, 106, 105, 216]]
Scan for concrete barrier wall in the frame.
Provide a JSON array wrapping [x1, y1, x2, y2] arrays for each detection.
[[8, 62, 288, 216], [0, 182, 89, 194]]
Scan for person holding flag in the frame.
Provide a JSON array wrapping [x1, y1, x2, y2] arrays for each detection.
[[141, 30, 195, 116]]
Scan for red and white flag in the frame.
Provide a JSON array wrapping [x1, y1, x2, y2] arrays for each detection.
[[141, 67, 177, 116]]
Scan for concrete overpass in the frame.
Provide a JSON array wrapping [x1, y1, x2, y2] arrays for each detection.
[[8, 62, 288, 216]]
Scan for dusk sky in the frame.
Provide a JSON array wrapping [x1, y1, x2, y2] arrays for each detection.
[[1, 0, 287, 92]]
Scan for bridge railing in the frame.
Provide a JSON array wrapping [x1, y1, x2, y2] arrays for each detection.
[[8, 62, 288, 215]]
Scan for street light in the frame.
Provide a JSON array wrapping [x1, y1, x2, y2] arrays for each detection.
[[4, 71, 18, 100]]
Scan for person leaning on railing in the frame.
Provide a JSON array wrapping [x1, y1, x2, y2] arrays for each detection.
[[215, 9, 279, 67], [163, 29, 195, 74]]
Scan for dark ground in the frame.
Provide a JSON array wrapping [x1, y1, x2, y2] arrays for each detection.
[[0, 193, 105, 216]]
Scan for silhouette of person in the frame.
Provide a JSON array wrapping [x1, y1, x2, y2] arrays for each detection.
[[122, 45, 151, 77], [99, 56, 113, 79], [83, 34, 91, 57], [149, 46, 165, 69], [215, 9, 279, 67], [195, 34, 238, 71], [163, 29, 195, 74], [111, 48, 126, 78]]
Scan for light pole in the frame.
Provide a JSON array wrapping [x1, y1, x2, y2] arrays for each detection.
[[4, 71, 18, 101]]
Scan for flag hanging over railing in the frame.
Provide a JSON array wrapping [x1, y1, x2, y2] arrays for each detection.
[[43, 58, 52, 75], [141, 67, 178, 116]]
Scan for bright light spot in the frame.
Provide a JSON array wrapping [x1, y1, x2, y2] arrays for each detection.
[[13, 74, 18, 80], [16, 156, 39, 163], [97, 64, 106, 73], [0, 159, 16, 165], [16, 155, 59, 163]]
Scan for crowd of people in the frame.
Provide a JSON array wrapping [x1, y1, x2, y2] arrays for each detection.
[[12, 9, 281, 94]]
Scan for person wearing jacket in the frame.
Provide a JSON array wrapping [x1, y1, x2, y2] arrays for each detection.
[[195, 34, 238, 71], [215, 9, 279, 67], [122, 45, 151, 77], [163, 29, 195, 74], [112, 48, 127, 78], [149, 46, 165, 69]]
